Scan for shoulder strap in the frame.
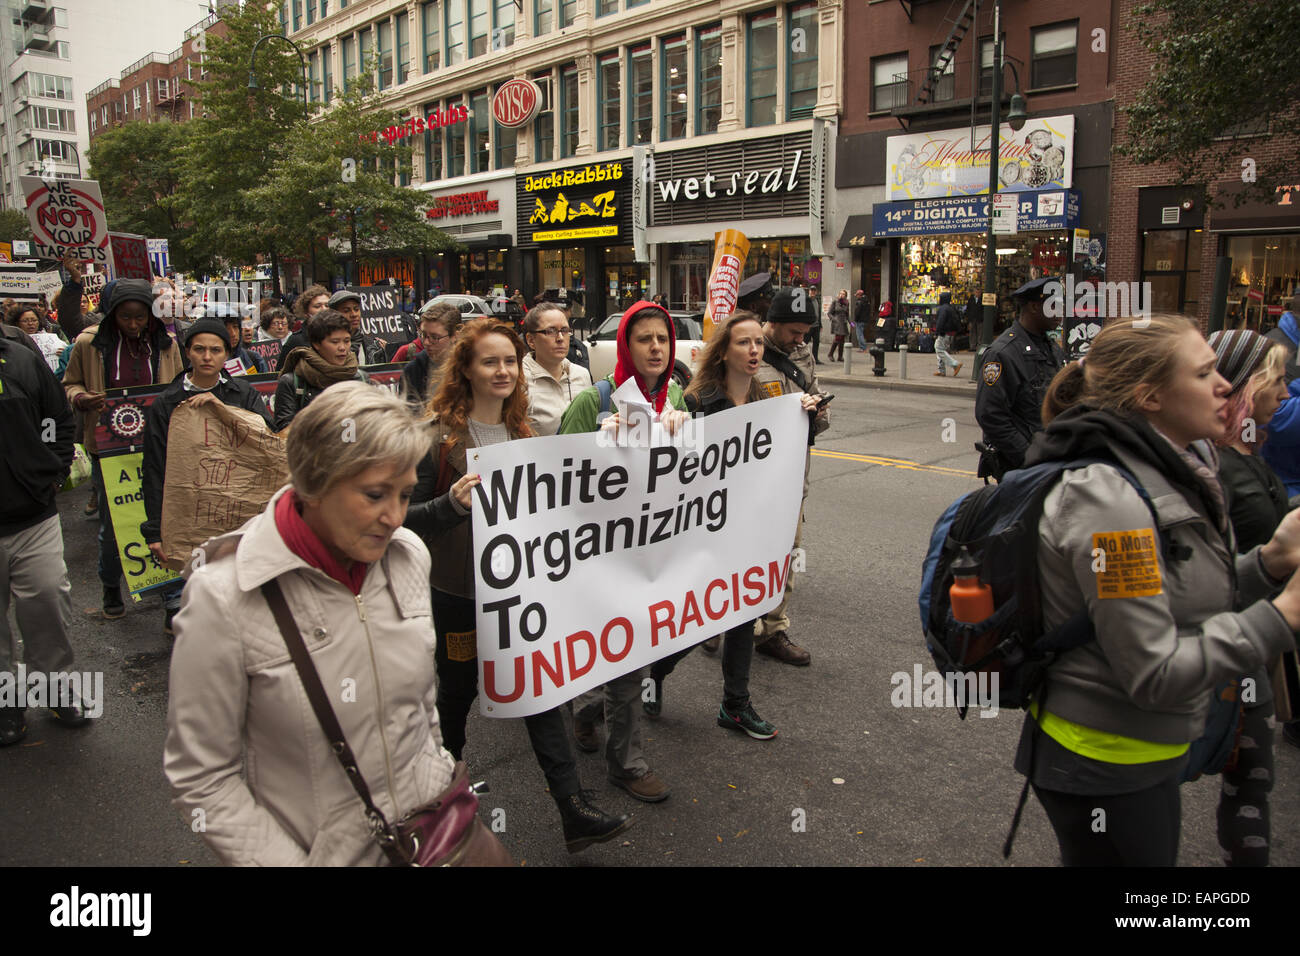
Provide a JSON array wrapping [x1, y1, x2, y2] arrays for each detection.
[[763, 345, 808, 393], [259, 579, 406, 864], [596, 378, 613, 415]]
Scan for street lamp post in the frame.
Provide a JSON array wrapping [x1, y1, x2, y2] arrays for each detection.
[[978, 0, 1028, 351]]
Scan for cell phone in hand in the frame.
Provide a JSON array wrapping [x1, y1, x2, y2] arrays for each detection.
[[815, 393, 835, 409]]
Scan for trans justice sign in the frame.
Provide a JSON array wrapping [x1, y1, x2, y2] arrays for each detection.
[[870, 188, 1080, 238]]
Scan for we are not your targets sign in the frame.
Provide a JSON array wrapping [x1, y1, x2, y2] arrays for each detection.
[[470, 396, 807, 718]]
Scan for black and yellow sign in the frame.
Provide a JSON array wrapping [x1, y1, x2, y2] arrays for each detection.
[[517, 160, 631, 247]]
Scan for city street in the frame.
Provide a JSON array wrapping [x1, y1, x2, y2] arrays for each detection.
[[4, 384, 1297, 868]]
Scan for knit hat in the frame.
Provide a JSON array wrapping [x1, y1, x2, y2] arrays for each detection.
[[329, 289, 362, 309], [1208, 329, 1272, 395], [104, 278, 155, 318], [183, 317, 232, 353], [766, 287, 817, 324]]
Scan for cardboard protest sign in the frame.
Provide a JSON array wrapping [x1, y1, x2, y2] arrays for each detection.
[[160, 402, 289, 568], [0, 268, 63, 299], [20, 176, 110, 264], [703, 229, 749, 340], [100, 451, 182, 599], [469, 396, 807, 717], [109, 232, 151, 279], [244, 339, 283, 369], [352, 285, 413, 362]]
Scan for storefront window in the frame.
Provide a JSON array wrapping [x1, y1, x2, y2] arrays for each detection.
[[742, 237, 810, 288], [604, 246, 649, 316], [538, 247, 587, 320], [1225, 234, 1300, 331], [1141, 228, 1197, 316], [667, 242, 711, 311], [459, 249, 506, 295], [428, 252, 453, 295]]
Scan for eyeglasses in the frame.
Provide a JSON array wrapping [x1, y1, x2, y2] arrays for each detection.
[[421, 331, 450, 343], [531, 328, 572, 339]]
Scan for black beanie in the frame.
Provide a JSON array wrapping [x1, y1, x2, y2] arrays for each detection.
[[766, 287, 816, 323], [183, 317, 232, 353]]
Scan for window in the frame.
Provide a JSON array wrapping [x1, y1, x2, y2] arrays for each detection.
[[926, 45, 955, 102], [342, 36, 355, 90], [469, 0, 488, 57], [493, 0, 514, 49], [978, 36, 996, 97], [535, 0, 553, 36], [470, 88, 489, 172], [323, 44, 332, 101], [597, 0, 617, 14], [597, 52, 620, 151], [447, 99, 465, 176], [32, 106, 74, 132], [494, 82, 517, 167], [422, 1, 440, 72], [293, 0, 301, 31], [132, 87, 141, 111], [157, 77, 167, 101], [307, 0, 315, 25], [559, 0, 577, 28], [359, 27, 373, 81], [25, 73, 73, 100], [187, 58, 192, 80], [747, 10, 776, 126], [786, 3, 819, 117], [89, 112, 95, 134], [308, 50, 320, 101], [628, 0, 648, 6], [661, 36, 686, 140], [871, 52, 907, 111], [560, 63, 578, 157], [534, 70, 554, 161], [378, 21, 392, 89], [396, 12, 410, 83], [1031, 21, 1077, 88], [279, 1, 288, 34], [628, 44, 652, 144], [446, 1, 464, 66], [696, 24, 721, 135], [424, 101, 444, 180], [321, 0, 328, 17]]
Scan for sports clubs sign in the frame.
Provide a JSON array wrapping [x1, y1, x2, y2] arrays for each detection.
[[493, 78, 542, 129]]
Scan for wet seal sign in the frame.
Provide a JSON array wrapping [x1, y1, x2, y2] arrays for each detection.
[[981, 361, 1002, 386]]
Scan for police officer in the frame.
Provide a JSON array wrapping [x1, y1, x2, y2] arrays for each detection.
[[974, 275, 1065, 481]]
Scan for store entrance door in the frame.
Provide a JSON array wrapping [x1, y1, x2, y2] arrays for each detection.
[[668, 242, 710, 311]]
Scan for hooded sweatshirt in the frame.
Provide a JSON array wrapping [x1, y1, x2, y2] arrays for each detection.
[[558, 301, 685, 434]]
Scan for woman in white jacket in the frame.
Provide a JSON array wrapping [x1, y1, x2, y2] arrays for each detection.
[[164, 382, 460, 866]]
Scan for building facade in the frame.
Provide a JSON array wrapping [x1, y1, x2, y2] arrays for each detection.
[[0, 0, 215, 211]]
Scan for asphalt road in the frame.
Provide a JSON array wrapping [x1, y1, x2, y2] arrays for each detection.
[[3, 384, 1296, 867]]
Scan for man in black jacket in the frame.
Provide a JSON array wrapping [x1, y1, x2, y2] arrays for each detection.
[[934, 291, 963, 377], [140, 318, 274, 635], [0, 335, 84, 744]]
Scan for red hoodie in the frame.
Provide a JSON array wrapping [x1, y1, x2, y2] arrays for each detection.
[[613, 300, 677, 414]]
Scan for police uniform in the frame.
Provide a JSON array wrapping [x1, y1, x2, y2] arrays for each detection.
[[975, 278, 1066, 475]]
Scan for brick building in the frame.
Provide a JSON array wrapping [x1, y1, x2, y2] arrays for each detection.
[[1108, 0, 1299, 329], [836, 0, 1115, 338]]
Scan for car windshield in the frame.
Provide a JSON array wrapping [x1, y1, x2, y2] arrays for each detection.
[[589, 312, 704, 342], [673, 316, 703, 340], [589, 313, 623, 341]]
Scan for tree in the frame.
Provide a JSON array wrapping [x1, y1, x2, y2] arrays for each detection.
[[177, 2, 309, 284], [0, 208, 33, 244], [244, 71, 460, 279], [1118, 0, 1300, 206], [87, 120, 195, 271]]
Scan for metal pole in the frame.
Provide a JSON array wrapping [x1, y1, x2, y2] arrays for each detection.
[[980, 0, 1003, 347]]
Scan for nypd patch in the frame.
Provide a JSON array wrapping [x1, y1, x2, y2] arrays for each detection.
[[982, 362, 1002, 386]]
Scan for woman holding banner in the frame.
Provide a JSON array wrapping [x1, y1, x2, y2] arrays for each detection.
[[274, 309, 370, 431], [404, 316, 633, 854], [644, 311, 819, 739]]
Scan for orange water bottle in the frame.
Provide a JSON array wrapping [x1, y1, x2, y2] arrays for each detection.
[[949, 546, 994, 624]]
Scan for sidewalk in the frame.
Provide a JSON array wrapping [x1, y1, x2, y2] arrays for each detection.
[[813, 347, 979, 396]]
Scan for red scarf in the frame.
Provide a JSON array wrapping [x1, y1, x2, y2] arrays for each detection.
[[274, 490, 368, 595]]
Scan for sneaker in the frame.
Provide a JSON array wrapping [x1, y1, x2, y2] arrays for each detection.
[[49, 693, 90, 727], [0, 706, 27, 746], [954, 362, 964, 376], [718, 701, 777, 740], [102, 585, 125, 620], [574, 718, 599, 753], [609, 769, 671, 803], [755, 632, 811, 666], [84, 496, 98, 517], [556, 791, 634, 853], [701, 635, 721, 654], [933, 370, 946, 376], [642, 677, 663, 718]]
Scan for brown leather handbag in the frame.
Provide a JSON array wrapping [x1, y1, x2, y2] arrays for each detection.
[[261, 580, 513, 867]]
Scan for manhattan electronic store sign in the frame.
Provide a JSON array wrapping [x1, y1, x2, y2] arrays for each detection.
[[516, 160, 631, 248]]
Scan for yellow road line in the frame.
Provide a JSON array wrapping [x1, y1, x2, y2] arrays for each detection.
[[812, 448, 978, 478]]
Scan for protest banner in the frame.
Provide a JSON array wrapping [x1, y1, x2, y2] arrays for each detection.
[[0, 268, 63, 300], [244, 339, 283, 369], [469, 395, 807, 718], [702, 229, 749, 340], [160, 402, 289, 568], [100, 451, 181, 600], [352, 285, 413, 360], [20, 176, 110, 264], [109, 233, 151, 279]]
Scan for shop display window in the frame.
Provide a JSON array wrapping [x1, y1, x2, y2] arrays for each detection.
[[1225, 234, 1300, 331]]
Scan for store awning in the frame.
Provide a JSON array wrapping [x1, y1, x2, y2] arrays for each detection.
[[838, 215, 880, 248]]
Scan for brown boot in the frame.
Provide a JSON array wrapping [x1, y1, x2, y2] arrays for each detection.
[[609, 769, 671, 803], [755, 632, 811, 666], [701, 635, 721, 654]]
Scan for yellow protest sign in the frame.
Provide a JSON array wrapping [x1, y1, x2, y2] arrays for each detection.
[[1092, 529, 1162, 599], [703, 229, 750, 340], [101, 451, 181, 601]]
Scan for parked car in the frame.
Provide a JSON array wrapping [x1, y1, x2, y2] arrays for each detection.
[[419, 294, 494, 318], [583, 310, 705, 386]]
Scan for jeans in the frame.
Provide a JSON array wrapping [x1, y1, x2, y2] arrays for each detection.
[[757, 501, 803, 639], [650, 619, 756, 709], [431, 589, 580, 799], [936, 335, 960, 372], [91, 456, 124, 590], [0, 515, 74, 675], [853, 323, 868, 350]]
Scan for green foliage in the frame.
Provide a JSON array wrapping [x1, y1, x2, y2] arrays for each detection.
[[87, 120, 194, 271], [244, 68, 460, 273], [0, 207, 33, 244], [1118, 0, 1300, 206]]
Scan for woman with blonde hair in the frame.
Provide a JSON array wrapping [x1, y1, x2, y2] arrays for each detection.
[[1017, 314, 1300, 866], [403, 316, 632, 854], [165, 382, 490, 865]]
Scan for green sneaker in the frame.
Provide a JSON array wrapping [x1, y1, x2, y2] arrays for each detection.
[[717, 701, 776, 740]]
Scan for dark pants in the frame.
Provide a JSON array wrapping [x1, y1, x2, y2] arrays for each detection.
[[91, 456, 124, 590], [1033, 776, 1181, 866], [810, 325, 822, 361], [431, 589, 580, 799], [1217, 702, 1274, 866], [649, 620, 756, 710]]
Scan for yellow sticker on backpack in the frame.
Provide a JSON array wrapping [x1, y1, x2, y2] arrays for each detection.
[[762, 380, 784, 399], [1091, 529, 1162, 599], [445, 629, 477, 662]]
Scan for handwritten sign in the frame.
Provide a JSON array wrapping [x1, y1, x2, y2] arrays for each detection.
[[19, 176, 110, 263], [101, 451, 181, 599], [109, 232, 151, 279]]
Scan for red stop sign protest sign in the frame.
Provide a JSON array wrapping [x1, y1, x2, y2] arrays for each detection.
[[20, 176, 110, 263]]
